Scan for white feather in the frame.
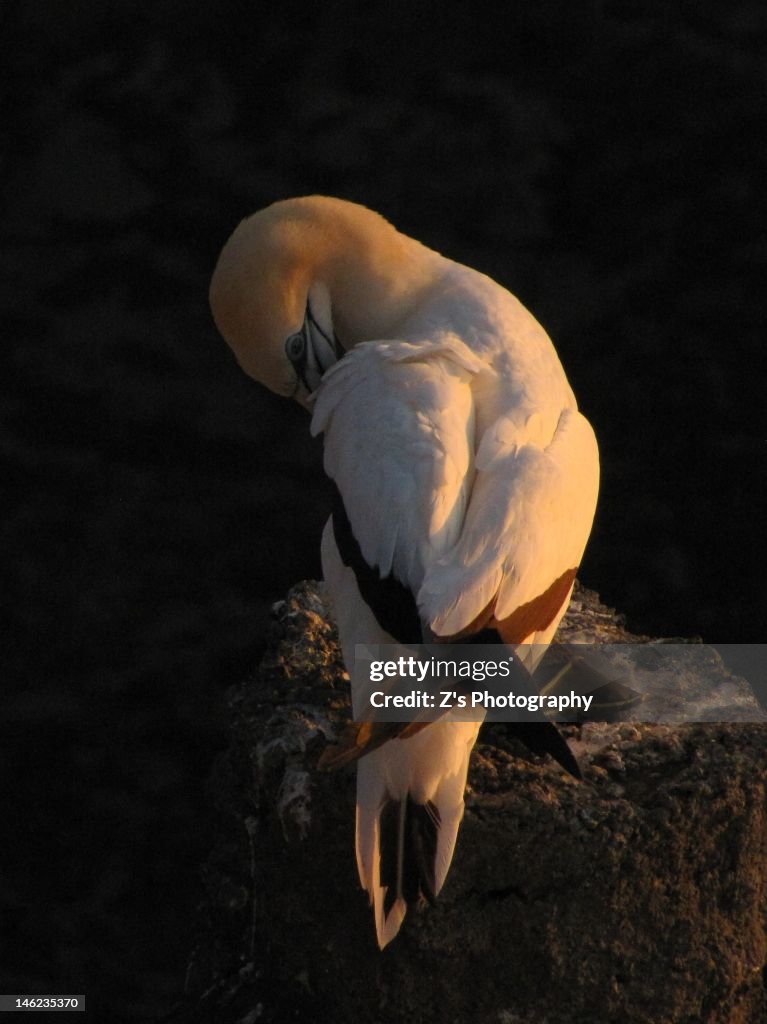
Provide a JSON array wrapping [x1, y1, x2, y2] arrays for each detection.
[[312, 337, 483, 590], [420, 407, 599, 637]]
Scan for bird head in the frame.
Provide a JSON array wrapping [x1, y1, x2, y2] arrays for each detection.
[[209, 196, 441, 406], [209, 198, 350, 406]]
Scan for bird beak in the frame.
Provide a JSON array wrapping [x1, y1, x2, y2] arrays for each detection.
[[306, 302, 343, 376], [295, 303, 344, 400]]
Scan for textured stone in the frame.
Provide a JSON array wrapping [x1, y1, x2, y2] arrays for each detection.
[[172, 582, 767, 1024]]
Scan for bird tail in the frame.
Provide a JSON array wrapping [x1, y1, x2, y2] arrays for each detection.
[[354, 725, 475, 948]]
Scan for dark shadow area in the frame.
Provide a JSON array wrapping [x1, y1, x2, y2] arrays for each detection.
[[2, 1, 765, 1018]]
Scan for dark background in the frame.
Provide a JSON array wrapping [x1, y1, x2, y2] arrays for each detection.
[[2, 1, 765, 1019]]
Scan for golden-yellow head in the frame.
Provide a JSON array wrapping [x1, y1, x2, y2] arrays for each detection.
[[209, 196, 440, 403], [210, 197, 349, 401]]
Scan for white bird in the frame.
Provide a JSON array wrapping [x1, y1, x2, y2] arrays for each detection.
[[209, 196, 600, 948]]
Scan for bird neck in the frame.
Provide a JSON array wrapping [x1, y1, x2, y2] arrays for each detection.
[[310, 208, 444, 346]]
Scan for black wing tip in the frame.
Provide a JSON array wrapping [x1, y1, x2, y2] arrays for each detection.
[[505, 721, 582, 780], [331, 482, 422, 643]]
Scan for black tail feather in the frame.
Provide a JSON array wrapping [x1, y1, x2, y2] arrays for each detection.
[[379, 796, 442, 918]]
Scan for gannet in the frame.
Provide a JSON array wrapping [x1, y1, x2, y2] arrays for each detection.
[[209, 196, 599, 948]]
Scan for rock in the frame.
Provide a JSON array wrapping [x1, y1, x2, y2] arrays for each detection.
[[170, 582, 767, 1024]]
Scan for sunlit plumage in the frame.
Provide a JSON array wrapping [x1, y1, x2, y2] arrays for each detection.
[[210, 195, 599, 948]]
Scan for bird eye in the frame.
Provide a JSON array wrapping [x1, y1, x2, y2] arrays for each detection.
[[285, 332, 306, 362]]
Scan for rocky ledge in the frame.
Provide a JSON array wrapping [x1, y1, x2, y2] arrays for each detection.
[[168, 582, 767, 1024]]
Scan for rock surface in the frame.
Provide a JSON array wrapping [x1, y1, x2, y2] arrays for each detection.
[[170, 583, 767, 1024]]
